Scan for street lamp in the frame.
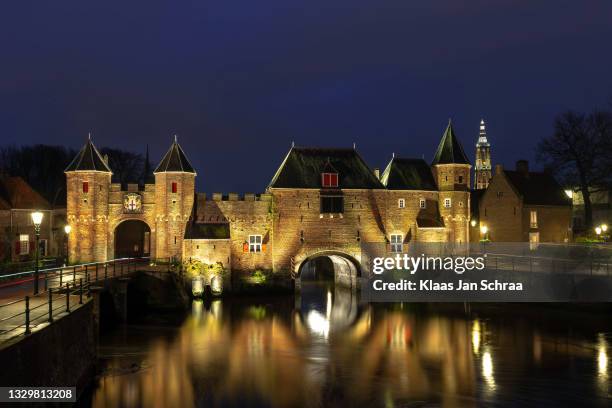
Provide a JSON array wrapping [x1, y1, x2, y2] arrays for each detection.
[[470, 219, 477, 227], [595, 226, 602, 236], [64, 225, 72, 265], [602, 224, 608, 233], [480, 225, 489, 253], [31, 211, 44, 295]]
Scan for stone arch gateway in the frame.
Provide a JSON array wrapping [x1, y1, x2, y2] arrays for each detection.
[[296, 251, 361, 288]]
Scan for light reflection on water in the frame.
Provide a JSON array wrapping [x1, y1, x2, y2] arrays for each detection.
[[91, 285, 612, 408]]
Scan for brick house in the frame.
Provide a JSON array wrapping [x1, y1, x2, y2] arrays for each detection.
[[476, 160, 571, 243], [0, 175, 66, 262]]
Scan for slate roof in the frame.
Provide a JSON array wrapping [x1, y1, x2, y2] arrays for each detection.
[[0, 176, 51, 210], [504, 170, 571, 206], [431, 122, 470, 165], [154, 138, 196, 173], [65, 138, 112, 172], [380, 157, 437, 190], [268, 146, 384, 189], [184, 223, 230, 239]]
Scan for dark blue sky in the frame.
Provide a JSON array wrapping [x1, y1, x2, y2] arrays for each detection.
[[1, 1, 611, 192]]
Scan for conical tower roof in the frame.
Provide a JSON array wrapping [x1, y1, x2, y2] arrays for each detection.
[[154, 136, 196, 174], [65, 136, 112, 172], [431, 121, 470, 165]]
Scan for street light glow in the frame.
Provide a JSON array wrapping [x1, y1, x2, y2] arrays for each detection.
[[480, 225, 488, 235], [602, 224, 608, 233], [64, 224, 72, 234], [471, 219, 477, 227], [595, 227, 602, 235], [31, 211, 43, 226]]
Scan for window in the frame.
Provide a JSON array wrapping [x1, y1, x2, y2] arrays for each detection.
[[419, 198, 426, 209], [320, 195, 343, 213], [171, 182, 178, 193], [398, 198, 405, 208], [458, 176, 463, 184], [390, 234, 403, 253], [82, 182, 89, 193], [321, 173, 339, 188], [249, 235, 262, 252], [444, 198, 451, 208], [19, 234, 29, 255], [39, 239, 48, 257], [530, 210, 538, 228], [497, 191, 503, 199], [529, 232, 540, 250]]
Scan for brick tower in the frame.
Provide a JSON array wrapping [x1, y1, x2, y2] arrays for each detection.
[[154, 136, 196, 260], [431, 120, 472, 243], [474, 119, 491, 189], [65, 136, 112, 263]]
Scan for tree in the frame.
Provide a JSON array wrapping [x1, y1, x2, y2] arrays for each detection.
[[0, 145, 76, 206], [99, 147, 144, 186], [536, 110, 612, 230]]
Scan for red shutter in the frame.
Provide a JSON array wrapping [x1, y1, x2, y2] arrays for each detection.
[[322, 173, 330, 187], [243, 242, 249, 253], [330, 173, 338, 187], [172, 182, 177, 193], [262, 244, 267, 252], [82, 182, 89, 193]]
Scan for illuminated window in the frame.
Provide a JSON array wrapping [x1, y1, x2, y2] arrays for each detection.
[[390, 234, 403, 253], [444, 198, 452, 208], [321, 173, 339, 188], [82, 182, 89, 193], [419, 198, 426, 209], [19, 234, 29, 255], [530, 210, 538, 228], [249, 235, 262, 252], [171, 182, 178, 193], [398, 198, 405, 208]]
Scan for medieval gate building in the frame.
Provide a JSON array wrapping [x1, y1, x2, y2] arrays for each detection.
[[66, 122, 472, 286]]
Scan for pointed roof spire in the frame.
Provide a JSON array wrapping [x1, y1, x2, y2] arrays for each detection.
[[431, 121, 470, 165], [65, 135, 112, 172], [154, 136, 196, 174], [477, 118, 489, 146]]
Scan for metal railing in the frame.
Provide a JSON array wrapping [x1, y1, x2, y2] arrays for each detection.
[[482, 252, 612, 276], [0, 257, 150, 343]]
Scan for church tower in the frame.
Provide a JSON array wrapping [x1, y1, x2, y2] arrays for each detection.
[[65, 136, 112, 263], [474, 119, 491, 189], [154, 136, 196, 260], [431, 120, 471, 243]]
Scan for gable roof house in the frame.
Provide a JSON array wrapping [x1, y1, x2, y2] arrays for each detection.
[[0, 175, 63, 261], [478, 160, 571, 243]]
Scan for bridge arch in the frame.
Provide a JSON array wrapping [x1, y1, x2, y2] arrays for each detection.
[[296, 250, 361, 289], [113, 219, 152, 259]]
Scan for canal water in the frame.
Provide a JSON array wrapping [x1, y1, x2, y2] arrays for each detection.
[[87, 283, 612, 407]]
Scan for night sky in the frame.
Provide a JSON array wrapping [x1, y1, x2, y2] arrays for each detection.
[[1, 1, 612, 193]]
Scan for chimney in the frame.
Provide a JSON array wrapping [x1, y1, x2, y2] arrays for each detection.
[[374, 168, 380, 179], [495, 164, 503, 175], [516, 160, 529, 176]]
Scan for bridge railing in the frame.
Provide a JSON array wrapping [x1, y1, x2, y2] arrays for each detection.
[[0, 257, 150, 344]]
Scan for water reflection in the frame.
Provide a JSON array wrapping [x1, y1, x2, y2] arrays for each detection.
[[92, 287, 612, 407]]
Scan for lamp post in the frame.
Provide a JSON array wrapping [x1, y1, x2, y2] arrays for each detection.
[[31, 211, 44, 295], [64, 225, 72, 265], [480, 225, 489, 253]]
